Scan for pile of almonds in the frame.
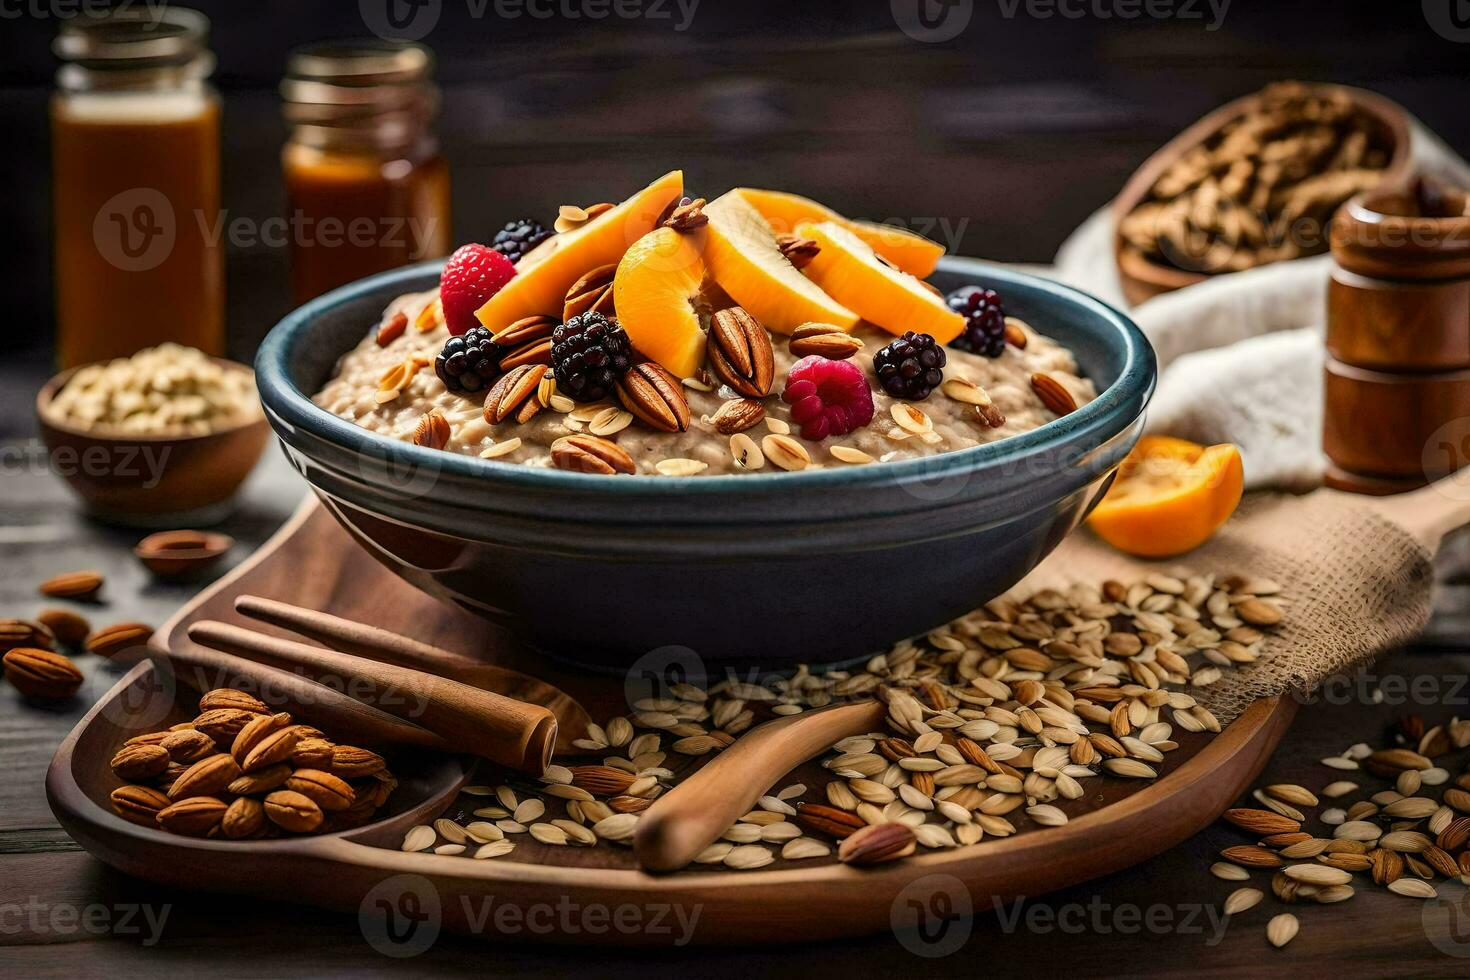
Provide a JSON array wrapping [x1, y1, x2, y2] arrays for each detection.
[[108, 688, 397, 838], [1210, 715, 1470, 948]]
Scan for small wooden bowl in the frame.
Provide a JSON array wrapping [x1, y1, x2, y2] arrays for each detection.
[[1113, 83, 1412, 306], [36, 360, 270, 527], [133, 529, 235, 579], [1331, 183, 1470, 282], [1323, 356, 1470, 478]]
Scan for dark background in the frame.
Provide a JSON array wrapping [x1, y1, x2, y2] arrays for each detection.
[[4, 0, 1467, 363]]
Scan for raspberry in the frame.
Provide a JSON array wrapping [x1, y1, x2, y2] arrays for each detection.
[[490, 218, 552, 264], [439, 243, 516, 336], [873, 332, 946, 401], [780, 356, 875, 442], [947, 285, 1006, 357]]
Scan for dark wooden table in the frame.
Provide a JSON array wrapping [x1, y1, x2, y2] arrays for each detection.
[[5, 384, 1470, 976]]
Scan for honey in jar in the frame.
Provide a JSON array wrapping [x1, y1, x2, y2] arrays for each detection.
[[51, 8, 224, 369], [281, 41, 451, 303]]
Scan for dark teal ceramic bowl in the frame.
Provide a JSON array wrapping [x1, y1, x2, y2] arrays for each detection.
[[257, 258, 1155, 671]]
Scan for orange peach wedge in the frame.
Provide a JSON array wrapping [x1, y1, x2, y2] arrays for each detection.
[[794, 221, 964, 344], [614, 227, 708, 379], [702, 191, 858, 336], [475, 170, 684, 330], [735, 187, 945, 277]]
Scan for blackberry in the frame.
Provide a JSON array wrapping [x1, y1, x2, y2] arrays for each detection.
[[947, 285, 1006, 357], [434, 326, 502, 394], [551, 311, 633, 402], [490, 217, 553, 264], [873, 331, 946, 401]]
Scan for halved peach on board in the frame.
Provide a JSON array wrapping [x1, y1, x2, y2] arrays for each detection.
[[475, 170, 684, 331], [1086, 436, 1244, 558], [702, 192, 859, 336], [794, 221, 965, 344], [735, 187, 945, 277], [614, 227, 707, 379]]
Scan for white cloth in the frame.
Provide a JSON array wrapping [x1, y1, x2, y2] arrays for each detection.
[[1050, 119, 1470, 490]]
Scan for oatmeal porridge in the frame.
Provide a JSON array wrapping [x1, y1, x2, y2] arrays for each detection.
[[311, 179, 1095, 476]]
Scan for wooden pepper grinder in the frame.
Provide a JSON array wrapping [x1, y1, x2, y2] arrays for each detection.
[[1323, 176, 1470, 494]]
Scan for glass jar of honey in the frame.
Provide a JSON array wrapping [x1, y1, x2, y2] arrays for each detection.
[[281, 41, 451, 303], [51, 7, 224, 369]]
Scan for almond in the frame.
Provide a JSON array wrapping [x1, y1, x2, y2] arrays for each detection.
[[198, 688, 269, 715], [838, 821, 917, 865], [242, 727, 301, 772], [707, 307, 775, 397], [376, 310, 408, 346], [156, 796, 227, 836], [793, 802, 867, 839], [0, 619, 56, 653], [84, 622, 154, 660], [35, 609, 89, 647], [1030, 372, 1077, 416], [110, 742, 170, 781], [1222, 807, 1301, 836], [1220, 844, 1284, 868], [788, 322, 862, 360], [264, 790, 324, 833], [192, 707, 257, 746], [38, 570, 103, 600], [330, 745, 386, 779], [231, 711, 294, 763], [2, 647, 83, 699], [617, 362, 690, 433], [710, 398, 765, 435], [291, 737, 336, 770], [221, 796, 268, 839], [159, 728, 217, 763], [1437, 815, 1470, 851], [227, 763, 292, 797], [568, 765, 637, 795], [1004, 319, 1029, 349], [167, 753, 241, 800], [413, 409, 452, 450], [285, 769, 356, 812], [551, 434, 637, 475], [110, 784, 171, 826]]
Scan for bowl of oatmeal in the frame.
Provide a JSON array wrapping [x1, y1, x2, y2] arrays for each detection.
[[257, 254, 1153, 670]]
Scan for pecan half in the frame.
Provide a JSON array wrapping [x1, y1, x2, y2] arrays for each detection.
[[1030, 372, 1078, 416], [84, 621, 154, 659], [413, 409, 451, 450], [838, 822, 917, 865], [707, 307, 775, 397], [617, 362, 690, 433], [492, 314, 557, 370], [777, 234, 820, 269], [661, 197, 708, 233], [0, 619, 56, 653], [2, 647, 83, 699], [789, 322, 862, 360], [563, 264, 617, 321], [710, 398, 765, 434], [484, 364, 548, 424], [551, 434, 637, 475]]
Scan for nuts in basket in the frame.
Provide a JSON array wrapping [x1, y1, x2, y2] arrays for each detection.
[[107, 689, 397, 838], [1119, 82, 1398, 278]]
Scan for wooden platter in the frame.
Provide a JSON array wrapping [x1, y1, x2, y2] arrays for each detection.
[[47, 498, 1297, 945]]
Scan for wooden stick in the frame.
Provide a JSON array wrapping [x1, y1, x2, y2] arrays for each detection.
[[633, 699, 886, 872], [187, 620, 557, 774], [235, 595, 478, 672]]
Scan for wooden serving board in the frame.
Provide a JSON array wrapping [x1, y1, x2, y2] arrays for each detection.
[[47, 497, 1296, 946]]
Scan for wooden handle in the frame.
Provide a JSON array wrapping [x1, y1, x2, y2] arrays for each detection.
[[187, 620, 556, 775], [1359, 476, 1470, 551], [633, 700, 886, 872], [153, 638, 448, 751]]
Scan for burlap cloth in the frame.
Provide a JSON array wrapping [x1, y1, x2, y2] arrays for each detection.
[[1011, 490, 1436, 724]]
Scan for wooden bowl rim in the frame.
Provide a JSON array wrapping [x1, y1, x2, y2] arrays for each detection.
[[35, 357, 267, 445], [1113, 82, 1415, 292]]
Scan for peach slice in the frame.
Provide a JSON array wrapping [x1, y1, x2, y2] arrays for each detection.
[[735, 187, 945, 277], [475, 170, 683, 330], [795, 221, 965, 344], [614, 227, 708, 379], [702, 192, 859, 336]]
